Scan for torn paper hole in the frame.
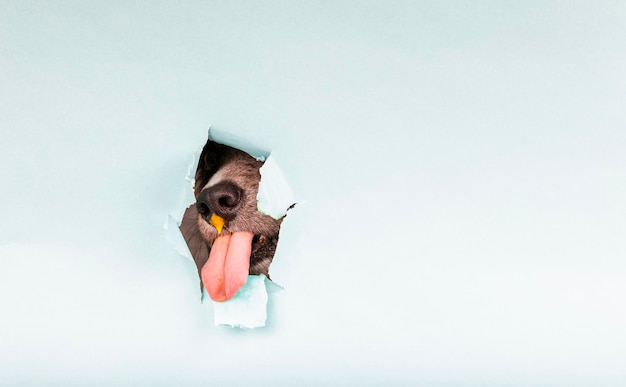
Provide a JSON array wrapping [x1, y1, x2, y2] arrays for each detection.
[[167, 128, 295, 329]]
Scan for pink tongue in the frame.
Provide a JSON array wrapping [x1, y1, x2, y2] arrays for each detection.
[[201, 231, 253, 302]]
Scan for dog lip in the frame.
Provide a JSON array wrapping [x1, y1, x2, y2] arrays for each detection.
[[250, 234, 278, 255]]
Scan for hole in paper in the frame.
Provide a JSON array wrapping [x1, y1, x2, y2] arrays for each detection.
[[178, 134, 294, 304]]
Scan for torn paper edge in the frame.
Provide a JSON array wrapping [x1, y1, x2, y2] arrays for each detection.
[[210, 274, 284, 329], [208, 127, 270, 161], [257, 153, 296, 219]]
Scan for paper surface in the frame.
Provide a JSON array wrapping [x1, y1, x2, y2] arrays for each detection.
[[3, 2, 625, 384], [209, 275, 279, 329]]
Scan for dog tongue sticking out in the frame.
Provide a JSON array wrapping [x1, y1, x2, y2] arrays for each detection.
[[201, 231, 254, 302]]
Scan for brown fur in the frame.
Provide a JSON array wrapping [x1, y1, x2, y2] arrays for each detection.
[[179, 139, 283, 285]]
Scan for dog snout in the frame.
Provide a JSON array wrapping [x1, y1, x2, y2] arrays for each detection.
[[196, 181, 243, 221]]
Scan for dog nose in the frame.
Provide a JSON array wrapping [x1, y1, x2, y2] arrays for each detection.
[[196, 181, 243, 221]]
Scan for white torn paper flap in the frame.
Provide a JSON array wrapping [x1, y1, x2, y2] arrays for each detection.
[[209, 275, 282, 329], [257, 154, 296, 219], [208, 127, 270, 161]]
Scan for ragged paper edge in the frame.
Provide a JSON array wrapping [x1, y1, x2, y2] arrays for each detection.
[[210, 274, 284, 329], [257, 153, 296, 219], [208, 127, 270, 161]]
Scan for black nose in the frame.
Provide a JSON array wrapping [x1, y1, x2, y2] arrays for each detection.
[[196, 181, 243, 221]]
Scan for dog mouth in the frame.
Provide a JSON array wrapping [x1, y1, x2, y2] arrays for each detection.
[[201, 215, 276, 302], [201, 230, 253, 302]]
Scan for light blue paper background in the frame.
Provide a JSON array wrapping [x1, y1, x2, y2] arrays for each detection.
[[1, 1, 625, 385]]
